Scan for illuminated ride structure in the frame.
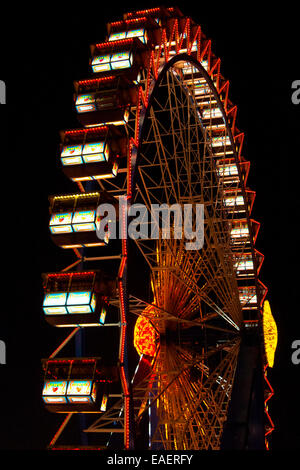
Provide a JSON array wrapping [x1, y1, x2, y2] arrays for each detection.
[[42, 7, 278, 450]]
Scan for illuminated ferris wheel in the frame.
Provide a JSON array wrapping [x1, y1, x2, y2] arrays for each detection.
[[41, 6, 278, 450]]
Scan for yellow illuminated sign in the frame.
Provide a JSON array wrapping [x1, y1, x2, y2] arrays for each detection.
[[263, 300, 278, 368]]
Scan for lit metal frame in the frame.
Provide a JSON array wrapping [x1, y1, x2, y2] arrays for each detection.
[[45, 6, 274, 450]]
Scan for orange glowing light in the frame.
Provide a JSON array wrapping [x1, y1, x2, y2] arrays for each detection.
[[134, 307, 158, 357]]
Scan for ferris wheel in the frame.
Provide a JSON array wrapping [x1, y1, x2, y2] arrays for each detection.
[[41, 6, 278, 451]]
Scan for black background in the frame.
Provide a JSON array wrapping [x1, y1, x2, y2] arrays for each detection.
[[0, 0, 299, 453]]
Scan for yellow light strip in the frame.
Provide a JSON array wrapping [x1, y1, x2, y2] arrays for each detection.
[[53, 192, 100, 200], [262, 300, 278, 368]]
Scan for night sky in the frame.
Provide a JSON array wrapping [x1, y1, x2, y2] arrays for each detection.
[[0, 0, 299, 452]]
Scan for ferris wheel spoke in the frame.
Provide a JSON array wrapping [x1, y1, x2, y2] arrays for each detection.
[[131, 235, 241, 331], [179, 341, 240, 449], [129, 294, 236, 336], [152, 240, 241, 329], [148, 339, 240, 449], [135, 340, 231, 424], [134, 223, 240, 301], [138, 73, 209, 205]]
